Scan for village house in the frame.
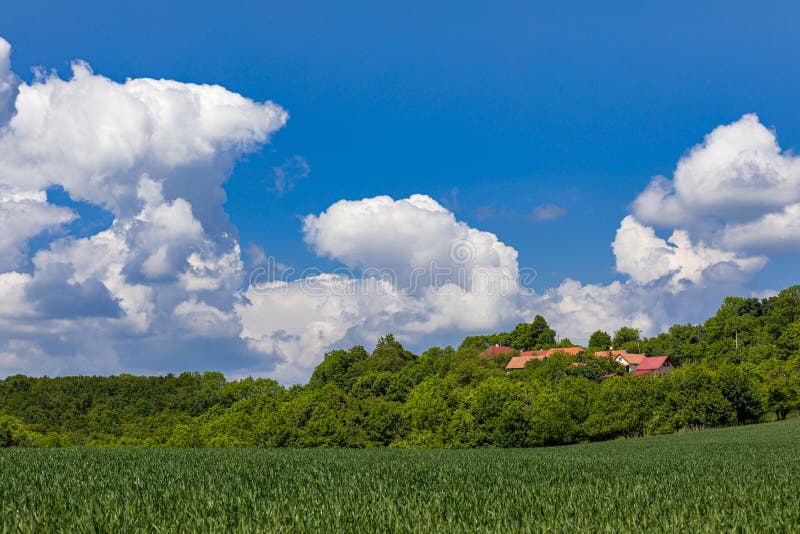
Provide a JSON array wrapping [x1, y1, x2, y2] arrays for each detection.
[[497, 345, 677, 375], [482, 344, 678, 375], [631, 356, 675, 375], [594, 349, 675, 374], [504, 347, 586, 372], [614, 352, 646, 372]]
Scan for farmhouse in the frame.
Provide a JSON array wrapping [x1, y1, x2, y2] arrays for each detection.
[[631, 356, 675, 375], [613, 352, 647, 372]]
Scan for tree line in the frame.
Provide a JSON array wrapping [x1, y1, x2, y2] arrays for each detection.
[[1, 286, 800, 448]]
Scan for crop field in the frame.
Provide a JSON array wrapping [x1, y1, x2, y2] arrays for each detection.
[[1, 420, 799, 532]]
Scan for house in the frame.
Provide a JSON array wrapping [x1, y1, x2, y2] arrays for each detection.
[[505, 354, 539, 371], [613, 352, 646, 372], [631, 356, 675, 376], [478, 345, 515, 359], [505, 350, 548, 371], [593, 349, 648, 372], [504, 347, 585, 371]]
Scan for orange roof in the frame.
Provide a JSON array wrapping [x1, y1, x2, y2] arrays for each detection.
[[505, 355, 536, 370], [616, 353, 647, 365], [478, 345, 515, 359], [594, 349, 629, 357], [505, 347, 585, 370]]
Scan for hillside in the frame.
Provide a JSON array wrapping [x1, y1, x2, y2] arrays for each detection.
[[1, 285, 799, 448]]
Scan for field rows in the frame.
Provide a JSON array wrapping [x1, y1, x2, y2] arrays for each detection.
[[1, 420, 799, 532]]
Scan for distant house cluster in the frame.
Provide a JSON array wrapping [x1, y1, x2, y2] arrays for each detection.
[[479, 345, 675, 375], [502, 347, 586, 371]]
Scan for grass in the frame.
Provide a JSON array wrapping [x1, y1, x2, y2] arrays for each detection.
[[1, 420, 799, 532]]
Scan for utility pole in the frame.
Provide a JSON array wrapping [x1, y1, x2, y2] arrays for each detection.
[[735, 330, 739, 350]]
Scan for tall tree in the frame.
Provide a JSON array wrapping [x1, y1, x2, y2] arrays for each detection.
[[613, 327, 641, 350], [510, 315, 556, 350], [588, 330, 612, 350]]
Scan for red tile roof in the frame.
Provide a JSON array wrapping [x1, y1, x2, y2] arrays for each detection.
[[505, 347, 585, 370], [478, 345, 516, 359], [632, 356, 675, 375], [636, 356, 670, 371]]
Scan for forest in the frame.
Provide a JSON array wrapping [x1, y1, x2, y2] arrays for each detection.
[[1, 285, 799, 448]]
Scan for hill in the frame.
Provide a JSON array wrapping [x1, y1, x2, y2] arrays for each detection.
[[0, 285, 799, 448]]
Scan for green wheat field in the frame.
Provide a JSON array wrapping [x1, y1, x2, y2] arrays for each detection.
[[1, 419, 799, 532]]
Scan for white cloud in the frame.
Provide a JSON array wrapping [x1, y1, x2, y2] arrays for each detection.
[[612, 215, 766, 287], [303, 194, 519, 287], [631, 114, 800, 254], [0, 38, 285, 377], [633, 114, 800, 226], [0, 57, 287, 220], [722, 203, 800, 252], [0, 186, 75, 270]]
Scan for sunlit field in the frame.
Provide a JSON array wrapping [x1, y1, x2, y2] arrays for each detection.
[[1, 419, 798, 532]]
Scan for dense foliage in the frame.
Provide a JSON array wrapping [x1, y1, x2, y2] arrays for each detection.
[[1, 420, 799, 531], [1, 286, 800, 448]]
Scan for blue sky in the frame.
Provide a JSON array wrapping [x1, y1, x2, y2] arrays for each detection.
[[5, 0, 799, 288], [1, 1, 799, 380]]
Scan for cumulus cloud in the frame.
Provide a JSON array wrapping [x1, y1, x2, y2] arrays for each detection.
[[0, 56, 287, 225], [302, 194, 518, 286], [632, 113, 800, 252], [0, 37, 286, 377], [25, 263, 122, 319], [612, 215, 766, 287], [633, 114, 800, 222], [722, 203, 800, 252], [0, 186, 75, 270]]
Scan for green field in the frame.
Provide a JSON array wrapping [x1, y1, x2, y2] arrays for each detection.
[[1, 420, 799, 532]]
